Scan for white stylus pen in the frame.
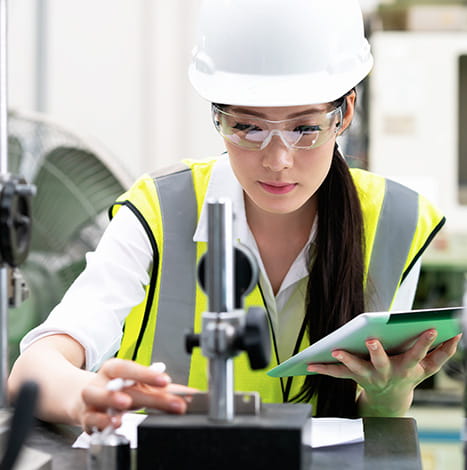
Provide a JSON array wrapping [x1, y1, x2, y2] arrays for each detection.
[[106, 362, 167, 392]]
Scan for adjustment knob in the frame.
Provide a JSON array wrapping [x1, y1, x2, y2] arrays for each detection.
[[239, 307, 271, 370], [185, 330, 200, 354], [197, 244, 259, 309], [0, 176, 34, 267]]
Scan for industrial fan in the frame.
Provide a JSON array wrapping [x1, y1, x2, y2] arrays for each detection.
[[7, 109, 133, 364]]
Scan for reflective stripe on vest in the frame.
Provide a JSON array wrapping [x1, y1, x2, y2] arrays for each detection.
[[148, 170, 419, 385], [151, 168, 198, 385], [366, 179, 418, 311]]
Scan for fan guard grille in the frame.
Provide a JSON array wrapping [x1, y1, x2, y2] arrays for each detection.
[[7, 110, 133, 362]]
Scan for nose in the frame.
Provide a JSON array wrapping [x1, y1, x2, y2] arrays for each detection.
[[261, 133, 294, 171]]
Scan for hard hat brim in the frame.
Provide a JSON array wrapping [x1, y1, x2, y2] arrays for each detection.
[[188, 58, 373, 107]]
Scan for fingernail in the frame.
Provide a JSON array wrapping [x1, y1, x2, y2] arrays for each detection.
[[332, 352, 343, 361], [169, 400, 185, 413], [427, 330, 437, 340], [367, 341, 378, 351]]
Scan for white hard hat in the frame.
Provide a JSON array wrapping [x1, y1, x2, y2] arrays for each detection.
[[189, 0, 373, 106]]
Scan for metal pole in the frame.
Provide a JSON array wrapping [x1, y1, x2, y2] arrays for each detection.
[[207, 200, 233, 314], [35, 0, 47, 113], [0, 0, 8, 408], [207, 199, 234, 422], [0, 0, 7, 174]]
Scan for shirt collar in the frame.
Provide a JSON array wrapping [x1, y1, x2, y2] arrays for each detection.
[[193, 154, 249, 243]]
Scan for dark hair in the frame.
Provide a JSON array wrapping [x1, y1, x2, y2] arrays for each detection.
[[290, 143, 365, 418]]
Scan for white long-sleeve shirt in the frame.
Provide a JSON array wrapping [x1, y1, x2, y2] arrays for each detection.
[[20, 155, 420, 371]]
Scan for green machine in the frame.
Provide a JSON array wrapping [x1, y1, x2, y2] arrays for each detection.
[[7, 110, 132, 366]]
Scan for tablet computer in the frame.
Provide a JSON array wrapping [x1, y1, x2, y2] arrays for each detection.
[[267, 306, 463, 378]]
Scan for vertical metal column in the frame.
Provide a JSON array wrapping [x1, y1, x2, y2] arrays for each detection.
[[0, 0, 8, 408], [463, 279, 467, 470], [207, 200, 234, 314], [35, 0, 48, 113], [206, 199, 234, 422]]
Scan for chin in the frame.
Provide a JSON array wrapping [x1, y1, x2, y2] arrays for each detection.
[[257, 200, 305, 215]]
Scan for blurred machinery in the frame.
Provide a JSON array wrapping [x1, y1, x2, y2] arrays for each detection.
[[0, 107, 132, 470], [368, 7, 467, 467], [369, 30, 467, 237], [369, 28, 467, 310], [6, 110, 132, 364], [368, 4, 467, 401]]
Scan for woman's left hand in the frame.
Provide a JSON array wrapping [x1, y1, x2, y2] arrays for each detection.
[[306, 329, 463, 416]]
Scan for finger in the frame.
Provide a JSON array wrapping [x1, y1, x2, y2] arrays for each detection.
[[82, 410, 117, 434], [401, 329, 438, 369], [421, 334, 463, 376], [126, 387, 188, 414], [100, 358, 170, 387], [330, 350, 373, 379], [306, 362, 351, 379], [165, 384, 202, 405], [366, 339, 390, 372], [166, 383, 200, 396], [82, 384, 132, 413]]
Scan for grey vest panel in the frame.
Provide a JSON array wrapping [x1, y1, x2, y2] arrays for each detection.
[[366, 179, 419, 312], [151, 168, 198, 385]]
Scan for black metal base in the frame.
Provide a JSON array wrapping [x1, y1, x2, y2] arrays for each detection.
[[137, 403, 311, 470]]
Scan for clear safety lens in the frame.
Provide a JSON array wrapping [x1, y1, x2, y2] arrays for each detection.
[[212, 104, 343, 150]]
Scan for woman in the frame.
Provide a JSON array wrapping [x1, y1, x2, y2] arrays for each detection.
[[8, 0, 461, 432]]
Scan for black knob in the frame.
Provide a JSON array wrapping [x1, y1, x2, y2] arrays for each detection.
[[239, 307, 271, 370], [197, 244, 259, 309], [0, 176, 34, 267], [185, 330, 200, 354]]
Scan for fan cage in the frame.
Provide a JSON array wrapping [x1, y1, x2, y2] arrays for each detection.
[[7, 109, 133, 364]]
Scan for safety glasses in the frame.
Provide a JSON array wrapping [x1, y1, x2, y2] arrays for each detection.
[[212, 104, 343, 151]]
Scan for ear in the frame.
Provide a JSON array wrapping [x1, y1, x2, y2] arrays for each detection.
[[338, 90, 356, 134]]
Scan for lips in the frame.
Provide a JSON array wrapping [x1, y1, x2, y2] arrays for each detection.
[[259, 181, 297, 195]]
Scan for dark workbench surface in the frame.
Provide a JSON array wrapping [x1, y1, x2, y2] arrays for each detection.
[[25, 417, 422, 469]]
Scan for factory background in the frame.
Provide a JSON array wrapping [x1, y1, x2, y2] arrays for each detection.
[[6, 1, 467, 468]]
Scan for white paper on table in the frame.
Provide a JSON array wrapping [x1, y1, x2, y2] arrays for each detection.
[[72, 413, 148, 449], [303, 417, 364, 448], [73, 413, 364, 450]]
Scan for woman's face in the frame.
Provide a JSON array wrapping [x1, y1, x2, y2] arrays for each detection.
[[224, 95, 355, 217]]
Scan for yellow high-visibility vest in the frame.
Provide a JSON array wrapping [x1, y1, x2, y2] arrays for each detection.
[[110, 157, 445, 405]]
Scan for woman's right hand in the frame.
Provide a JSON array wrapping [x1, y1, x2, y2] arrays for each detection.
[[78, 358, 194, 433]]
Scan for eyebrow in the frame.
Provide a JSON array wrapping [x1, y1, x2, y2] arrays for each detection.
[[228, 106, 331, 119]]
